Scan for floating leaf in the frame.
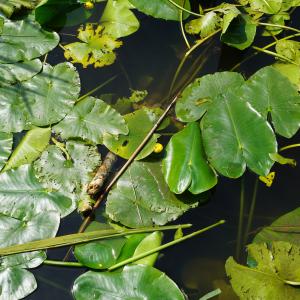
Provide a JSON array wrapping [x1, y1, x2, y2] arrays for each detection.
[[54, 96, 128, 144], [3, 127, 51, 172], [0, 164, 72, 218], [219, 4, 241, 33], [129, 0, 191, 21], [0, 132, 12, 170], [240, 66, 300, 138], [248, 0, 282, 14], [132, 231, 163, 266], [0, 62, 80, 133], [175, 72, 244, 122], [103, 108, 161, 160], [201, 90, 277, 178], [0, 251, 45, 300], [0, 0, 38, 17], [74, 222, 126, 269], [0, 59, 42, 86], [275, 40, 300, 64], [262, 12, 290, 36], [163, 122, 217, 194], [221, 14, 256, 50], [0, 17, 59, 63], [226, 242, 300, 299], [254, 208, 300, 245], [73, 265, 185, 300], [34, 141, 101, 208], [273, 63, 300, 91], [64, 24, 122, 68], [106, 160, 198, 228], [185, 12, 221, 38], [101, 0, 140, 38]]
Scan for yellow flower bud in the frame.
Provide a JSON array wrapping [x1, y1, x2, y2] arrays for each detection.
[[84, 1, 94, 9], [153, 143, 163, 153], [259, 171, 275, 187]]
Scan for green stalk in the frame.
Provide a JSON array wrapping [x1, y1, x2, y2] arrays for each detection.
[[108, 220, 225, 271], [258, 22, 300, 34], [51, 137, 71, 161], [0, 224, 191, 256], [243, 178, 259, 247], [280, 143, 300, 152], [166, 0, 202, 17], [43, 260, 84, 268], [77, 75, 118, 102], [252, 46, 298, 65], [180, 0, 190, 49], [236, 177, 245, 261]]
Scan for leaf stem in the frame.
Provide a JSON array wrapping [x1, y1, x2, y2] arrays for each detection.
[[252, 46, 298, 65], [43, 260, 84, 267], [258, 22, 300, 34], [51, 137, 71, 161], [77, 75, 118, 102], [280, 143, 300, 152], [180, 0, 191, 49], [166, 0, 203, 17], [108, 220, 225, 271], [236, 177, 245, 261]]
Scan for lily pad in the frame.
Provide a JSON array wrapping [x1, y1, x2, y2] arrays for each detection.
[[54, 96, 128, 145], [0, 17, 59, 63], [3, 127, 51, 172], [226, 242, 300, 299], [0, 59, 42, 86], [73, 265, 185, 300], [201, 90, 277, 178], [129, 0, 191, 21], [162, 122, 217, 194], [106, 160, 198, 227], [103, 108, 161, 160], [175, 72, 244, 122], [0, 164, 73, 218], [34, 141, 101, 207], [240, 66, 300, 138], [248, 0, 282, 14], [0, 132, 12, 170], [101, 0, 140, 38], [273, 63, 300, 91], [0, 0, 38, 17], [74, 222, 126, 269]]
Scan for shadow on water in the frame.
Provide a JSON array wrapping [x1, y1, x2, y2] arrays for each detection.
[[26, 5, 300, 300]]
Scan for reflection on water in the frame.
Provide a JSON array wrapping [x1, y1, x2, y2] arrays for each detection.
[[28, 5, 300, 300]]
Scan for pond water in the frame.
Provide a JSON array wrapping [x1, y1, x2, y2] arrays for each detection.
[[26, 4, 300, 300]]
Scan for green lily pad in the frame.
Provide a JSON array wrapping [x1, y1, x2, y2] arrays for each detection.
[[106, 160, 198, 227], [101, 0, 140, 38], [175, 72, 244, 122], [74, 222, 126, 269], [226, 242, 300, 299], [3, 127, 51, 172], [0, 132, 12, 170], [0, 17, 59, 63], [0, 59, 42, 86], [129, 0, 191, 21], [73, 265, 185, 300], [201, 90, 277, 178], [0, 0, 38, 17], [54, 96, 128, 145], [248, 0, 282, 14], [34, 141, 100, 208], [240, 66, 300, 138], [0, 164, 73, 218], [103, 108, 161, 160], [273, 63, 300, 91], [162, 122, 217, 194]]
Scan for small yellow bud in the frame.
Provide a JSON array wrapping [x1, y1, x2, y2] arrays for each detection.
[[84, 1, 94, 9], [259, 171, 275, 187], [153, 143, 163, 153]]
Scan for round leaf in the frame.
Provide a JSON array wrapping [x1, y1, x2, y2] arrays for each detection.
[[103, 108, 160, 160], [201, 91, 277, 178], [106, 160, 198, 227], [73, 265, 185, 300], [248, 0, 282, 14], [54, 96, 128, 144], [0, 17, 59, 63], [273, 63, 300, 91], [175, 72, 244, 122], [163, 122, 217, 194], [241, 66, 300, 138]]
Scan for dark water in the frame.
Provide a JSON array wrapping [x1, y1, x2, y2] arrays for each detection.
[[28, 4, 300, 300]]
